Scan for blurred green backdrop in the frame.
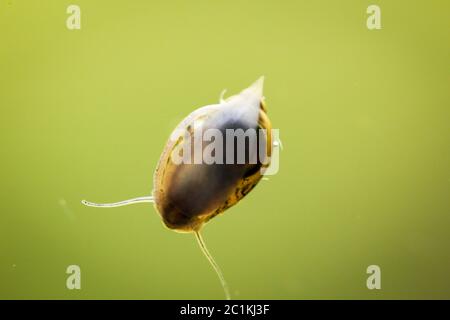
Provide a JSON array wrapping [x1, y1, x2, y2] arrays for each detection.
[[0, 0, 449, 299]]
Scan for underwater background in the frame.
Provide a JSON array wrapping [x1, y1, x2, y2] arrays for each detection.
[[0, 0, 449, 299]]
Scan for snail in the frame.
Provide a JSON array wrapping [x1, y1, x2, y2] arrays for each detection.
[[82, 77, 274, 300]]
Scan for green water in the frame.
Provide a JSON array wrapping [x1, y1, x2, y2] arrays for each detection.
[[0, 0, 449, 299]]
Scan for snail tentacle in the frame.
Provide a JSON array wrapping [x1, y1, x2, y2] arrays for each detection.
[[195, 231, 231, 300], [81, 196, 154, 208]]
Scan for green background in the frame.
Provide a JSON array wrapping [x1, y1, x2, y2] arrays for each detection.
[[1, 0, 449, 299]]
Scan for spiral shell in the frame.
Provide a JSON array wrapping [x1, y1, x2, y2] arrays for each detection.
[[153, 77, 272, 232]]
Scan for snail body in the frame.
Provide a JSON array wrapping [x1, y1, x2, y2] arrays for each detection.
[[154, 76, 272, 232]]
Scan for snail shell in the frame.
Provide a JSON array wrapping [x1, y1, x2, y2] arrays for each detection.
[[153, 77, 272, 232]]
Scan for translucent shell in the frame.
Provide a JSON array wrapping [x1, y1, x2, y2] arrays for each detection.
[[153, 77, 273, 232]]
